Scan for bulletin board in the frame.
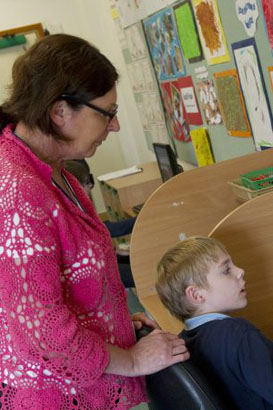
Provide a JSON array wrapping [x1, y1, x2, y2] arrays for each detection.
[[109, 0, 273, 165]]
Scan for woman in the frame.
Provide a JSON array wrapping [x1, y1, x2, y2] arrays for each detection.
[[0, 34, 189, 410]]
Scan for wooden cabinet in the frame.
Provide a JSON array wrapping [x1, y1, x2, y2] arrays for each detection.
[[98, 161, 161, 244]]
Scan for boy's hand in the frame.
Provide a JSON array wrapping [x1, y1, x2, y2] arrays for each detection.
[[132, 311, 160, 330]]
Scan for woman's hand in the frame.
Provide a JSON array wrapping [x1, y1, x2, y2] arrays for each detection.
[[132, 311, 160, 330], [129, 329, 190, 376], [105, 329, 189, 377]]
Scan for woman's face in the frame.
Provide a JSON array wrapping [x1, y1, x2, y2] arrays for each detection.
[[57, 86, 120, 159]]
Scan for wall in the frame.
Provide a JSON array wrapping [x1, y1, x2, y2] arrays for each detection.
[[0, 0, 156, 212]]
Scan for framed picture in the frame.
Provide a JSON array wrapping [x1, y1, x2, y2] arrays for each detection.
[[214, 69, 252, 137], [160, 81, 189, 142], [173, 0, 203, 63], [232, 38, 273, 149], [143, 8, 186, 81], [192, 0, 230, 65]]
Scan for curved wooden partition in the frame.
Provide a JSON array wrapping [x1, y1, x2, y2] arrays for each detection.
[[209, 191, 273, 340], [130, 148, 273, 333]]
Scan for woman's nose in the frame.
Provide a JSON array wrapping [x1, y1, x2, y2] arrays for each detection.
[[108, 116, 120, 132]]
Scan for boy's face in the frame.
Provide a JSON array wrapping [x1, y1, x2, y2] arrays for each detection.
[[201, 251, 247, 314]]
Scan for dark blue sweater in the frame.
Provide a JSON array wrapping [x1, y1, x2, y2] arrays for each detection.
[[181, 318, 273, 410]]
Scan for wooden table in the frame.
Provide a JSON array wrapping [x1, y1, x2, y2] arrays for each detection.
[[210, 191, 273, 340], [130, 148, 273, 334]]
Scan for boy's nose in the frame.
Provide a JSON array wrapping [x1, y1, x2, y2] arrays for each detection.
[[237, 267, 245, 279]]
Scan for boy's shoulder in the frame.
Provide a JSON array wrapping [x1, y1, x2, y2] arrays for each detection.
[[181, 316, 259, 340]]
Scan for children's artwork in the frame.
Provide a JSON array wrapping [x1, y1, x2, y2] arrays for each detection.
[[192, 0, 230, 65], [176, 76, 203, 125], [195, 65, 209, 79], [214, 70, 252, 137], [174, 0, 203, 63], [232, 38, 273, 149], [190, 128, 214, 167], [260, 0, 273, 48], [124, 23, 147, 61], [197, 79, 222, 125], [235, 0, 259, 37], [268, 66, 273, 91], [143, 8, 186, 81], [160, 81, 190, 142]]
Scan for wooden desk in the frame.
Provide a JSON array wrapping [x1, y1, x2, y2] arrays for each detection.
[[130, 149, 273, 333], [210, 192, 273, 340]]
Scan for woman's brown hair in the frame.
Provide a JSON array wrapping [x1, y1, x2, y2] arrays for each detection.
[[0, 34, 118, 139]]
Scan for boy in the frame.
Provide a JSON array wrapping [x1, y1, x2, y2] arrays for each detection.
[[156, 236, 273, 410]]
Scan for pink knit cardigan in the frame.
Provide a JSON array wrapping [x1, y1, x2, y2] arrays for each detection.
[[0, 125, 147, 409]]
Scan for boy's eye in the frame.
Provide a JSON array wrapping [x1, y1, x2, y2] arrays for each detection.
[[223, 267, 231, 275]]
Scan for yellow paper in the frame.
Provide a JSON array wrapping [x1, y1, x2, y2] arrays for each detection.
[[190, 128, 214, 167]]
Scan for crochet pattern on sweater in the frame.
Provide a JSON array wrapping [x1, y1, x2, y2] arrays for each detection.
[[0, 126, 147, 409]]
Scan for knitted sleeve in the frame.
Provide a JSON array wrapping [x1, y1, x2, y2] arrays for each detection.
[[0, 185, 110, 388]]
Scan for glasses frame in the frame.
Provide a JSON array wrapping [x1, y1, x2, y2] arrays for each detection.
[[59, 93, 118, 121]]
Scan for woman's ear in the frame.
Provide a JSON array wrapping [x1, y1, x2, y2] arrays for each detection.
[[185, 285, 206, 305], [50, 100, 70, 127]]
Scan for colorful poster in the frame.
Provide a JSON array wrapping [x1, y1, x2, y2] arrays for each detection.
[[214, 69, 252, 137], [261, 0, 273, 48], [197, 79, 222, 125], [235, 0, 259, 37], [175, 76, 203, 125], [143, 8, 186, 81], [232, 38, 273, 149], [190, 128, 214, 167], [192, 0, 230, 65], [160, 81, 190, 141], [174, 0, 203, 63]]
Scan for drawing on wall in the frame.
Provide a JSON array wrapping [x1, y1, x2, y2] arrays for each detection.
[[260, 0, 273, 48], [190, 128, 214, 167], [160, 81, 190, 141], [214, 69, 252, 137], [116, 0, 179, 28], [268, 66, 273, 91], [232, 38, 273, 149], [195, 65, 209, 79], [235, 0, 259, 37], [124, 23, 147, 60], [143, 8, 186, 81], [197, 79, 222, 125], [192, 0, 230, 65], [174, 0, 203, 63], [175, 76, 203, 125]]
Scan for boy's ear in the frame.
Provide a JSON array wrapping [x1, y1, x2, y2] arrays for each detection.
[[185, 285, 206, 305]]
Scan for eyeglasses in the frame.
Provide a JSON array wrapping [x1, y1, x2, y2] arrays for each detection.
[[59, 94, 118, 122]]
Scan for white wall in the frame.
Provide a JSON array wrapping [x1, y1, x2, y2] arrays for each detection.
[[0, 0, 155, 211]]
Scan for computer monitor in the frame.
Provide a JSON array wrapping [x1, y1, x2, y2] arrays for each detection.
[[153, 143, 183, 183]]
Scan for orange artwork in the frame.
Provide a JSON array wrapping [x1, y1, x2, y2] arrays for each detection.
[[195, 1, 221, 54], [192, 0, 230, 65]]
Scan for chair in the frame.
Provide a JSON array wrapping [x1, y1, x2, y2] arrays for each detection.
[[137, 327, 236, 410]]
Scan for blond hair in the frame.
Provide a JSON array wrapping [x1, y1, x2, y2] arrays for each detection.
[[156, 236, 227, 322]]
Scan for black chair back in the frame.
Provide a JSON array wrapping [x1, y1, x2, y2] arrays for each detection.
[[137, 327, 237, 410]]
